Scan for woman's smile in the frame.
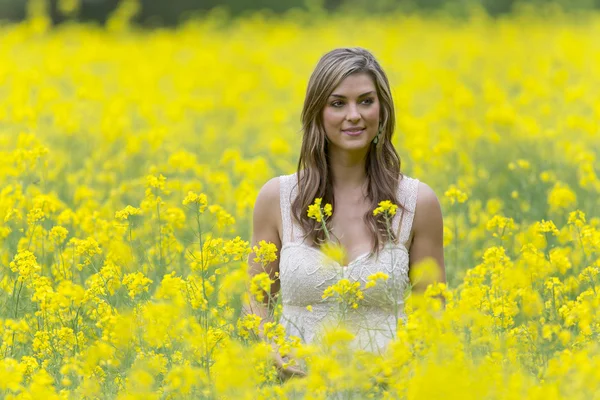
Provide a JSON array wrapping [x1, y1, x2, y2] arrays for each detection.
[[342, 127, 365, 136]]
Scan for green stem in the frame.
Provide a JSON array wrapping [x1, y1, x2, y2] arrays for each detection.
[[320, 216, 331, 242], [27, 223, 38, 250], [14, 280, 24, 319], [576, 226, 589, 267], [155, 192, 163, 275], [454, 205, 459, 271], [59, 245, 67, 280], [128, 222, 135, 263], [196, 209, 211, 384]]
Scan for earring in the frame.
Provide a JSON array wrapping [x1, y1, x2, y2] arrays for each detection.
[[373, 125, 382, 144]]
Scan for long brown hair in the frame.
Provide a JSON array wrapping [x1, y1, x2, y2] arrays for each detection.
[[291, 47, 405, 257]]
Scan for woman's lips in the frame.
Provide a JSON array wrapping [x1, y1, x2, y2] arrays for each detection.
[[342, 128, 365, 136]]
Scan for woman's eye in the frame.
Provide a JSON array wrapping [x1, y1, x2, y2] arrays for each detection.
[[331, 98, 374, 107]]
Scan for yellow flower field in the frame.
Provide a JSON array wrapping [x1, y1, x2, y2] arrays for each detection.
[[0, 2, 599, 398]]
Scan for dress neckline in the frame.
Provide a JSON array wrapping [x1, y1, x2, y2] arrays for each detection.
[[280, 241, 407, 268]]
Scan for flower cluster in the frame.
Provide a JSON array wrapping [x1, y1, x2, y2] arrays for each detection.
[[444, 185, 469, 205], [307, 198, 332, 223], [9, 250, 41, 283], [122, 271, 153, 299], [365, 272, 389, 289], [252, 240, 277, 266], [373, 200, 398, 217], [236, 313, 262, 339], [250, 272, 274, 303], [182, 191, 208, 213], [115, 205, 143, 220], [322, 278, 364, 309]]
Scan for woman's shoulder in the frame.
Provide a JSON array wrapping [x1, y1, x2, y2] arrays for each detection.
[[254, 171, 299, 210], [398, 174, 440, 212], [257, 176, 281, 201], [253, 176, 282, 217], [397, 173, 419, 210], [399, 172, 419, 184], [411, 178, 442, 217]]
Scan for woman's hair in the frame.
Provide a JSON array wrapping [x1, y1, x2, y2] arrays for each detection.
[[291, 47, 405, 256]]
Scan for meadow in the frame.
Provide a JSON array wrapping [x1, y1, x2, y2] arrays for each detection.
[[0, 2, 599, 398]]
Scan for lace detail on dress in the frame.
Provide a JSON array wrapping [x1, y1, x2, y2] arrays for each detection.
[[278, 172, 420, 354]]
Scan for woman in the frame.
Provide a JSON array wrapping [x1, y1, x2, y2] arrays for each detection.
[[245, 47, 445, 380]]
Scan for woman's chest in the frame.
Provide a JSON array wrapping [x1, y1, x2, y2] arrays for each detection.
[[279, 243, 411, 308], [329, 204, 376, 258]]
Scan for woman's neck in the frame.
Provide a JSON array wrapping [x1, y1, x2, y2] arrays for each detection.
[[328, 149, 369, 192]]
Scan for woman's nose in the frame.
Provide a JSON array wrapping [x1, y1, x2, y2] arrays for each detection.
[[346, 103, 361, 121]]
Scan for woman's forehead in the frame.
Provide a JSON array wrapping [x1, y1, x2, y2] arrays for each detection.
[[330, 74, 376, 97]]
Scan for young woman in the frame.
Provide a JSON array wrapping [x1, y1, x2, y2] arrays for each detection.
[[245, 47, 446, 380]]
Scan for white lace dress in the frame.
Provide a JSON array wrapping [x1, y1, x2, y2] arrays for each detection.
[[278, 172, 420, 354]]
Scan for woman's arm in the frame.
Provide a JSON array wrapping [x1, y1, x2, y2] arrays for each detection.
[[243, 177, 282, 322], [408, 182, 447, 305], [242, 177, 306, 379]]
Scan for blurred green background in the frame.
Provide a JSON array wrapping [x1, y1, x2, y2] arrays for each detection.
[[1, 0, 600, 26]]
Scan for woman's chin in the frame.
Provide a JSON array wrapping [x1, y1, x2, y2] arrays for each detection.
[[329, 140, 372, 153]]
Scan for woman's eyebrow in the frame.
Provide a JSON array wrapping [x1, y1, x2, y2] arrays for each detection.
[[329, 91, 375, 98]]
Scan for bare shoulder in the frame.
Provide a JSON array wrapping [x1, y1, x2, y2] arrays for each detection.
[[252, 176, 283, 244], [414, 181, 443, 232], [255, 176, 280, 206], [416, 181, 441, 209]]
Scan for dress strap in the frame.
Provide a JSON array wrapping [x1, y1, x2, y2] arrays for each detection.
[[393, 175, 420, 248], [279, 173, 303, 245]]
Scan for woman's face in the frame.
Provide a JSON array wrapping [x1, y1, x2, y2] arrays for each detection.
[[322, 72, 380, 153]]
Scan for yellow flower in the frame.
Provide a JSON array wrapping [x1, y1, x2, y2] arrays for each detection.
[[164, 364, 204, 395], [252, 240, 277, 266], [69, 237, 102, 271], [208, 205, 236, 229], [519, 289, 543, 317], [373, 200, 398, 217], [182, 191, 208, 213], [567, 210, 586, 228], [486, 215, 516, 239], [365, 272, 389, 289], [262, 321, 286, 345], [122, 271, 153, 299], [49, 226, 69, 244], [444, 185, 468, 205], [322, 278, 364, 309], [9, 250, 41, 283], [236, 313, 262, 339], [0, 358, 26, 392], [250, 272, 274, 303], [320, 241, 347, 266], [4, 208, 23, 223], [115, 205, 143, 220], [146, 173, 167, 190], [307, 197, 322, 221], [517, 159, 530, 169], [547, 181, 577, 214], [540, 170, 556, 183], [26, 208, 45, 226], [534, 220, 560, 237], [307, 197, 332, 223], [409, 257, 443, 285], [321, 327, 355, 348]]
